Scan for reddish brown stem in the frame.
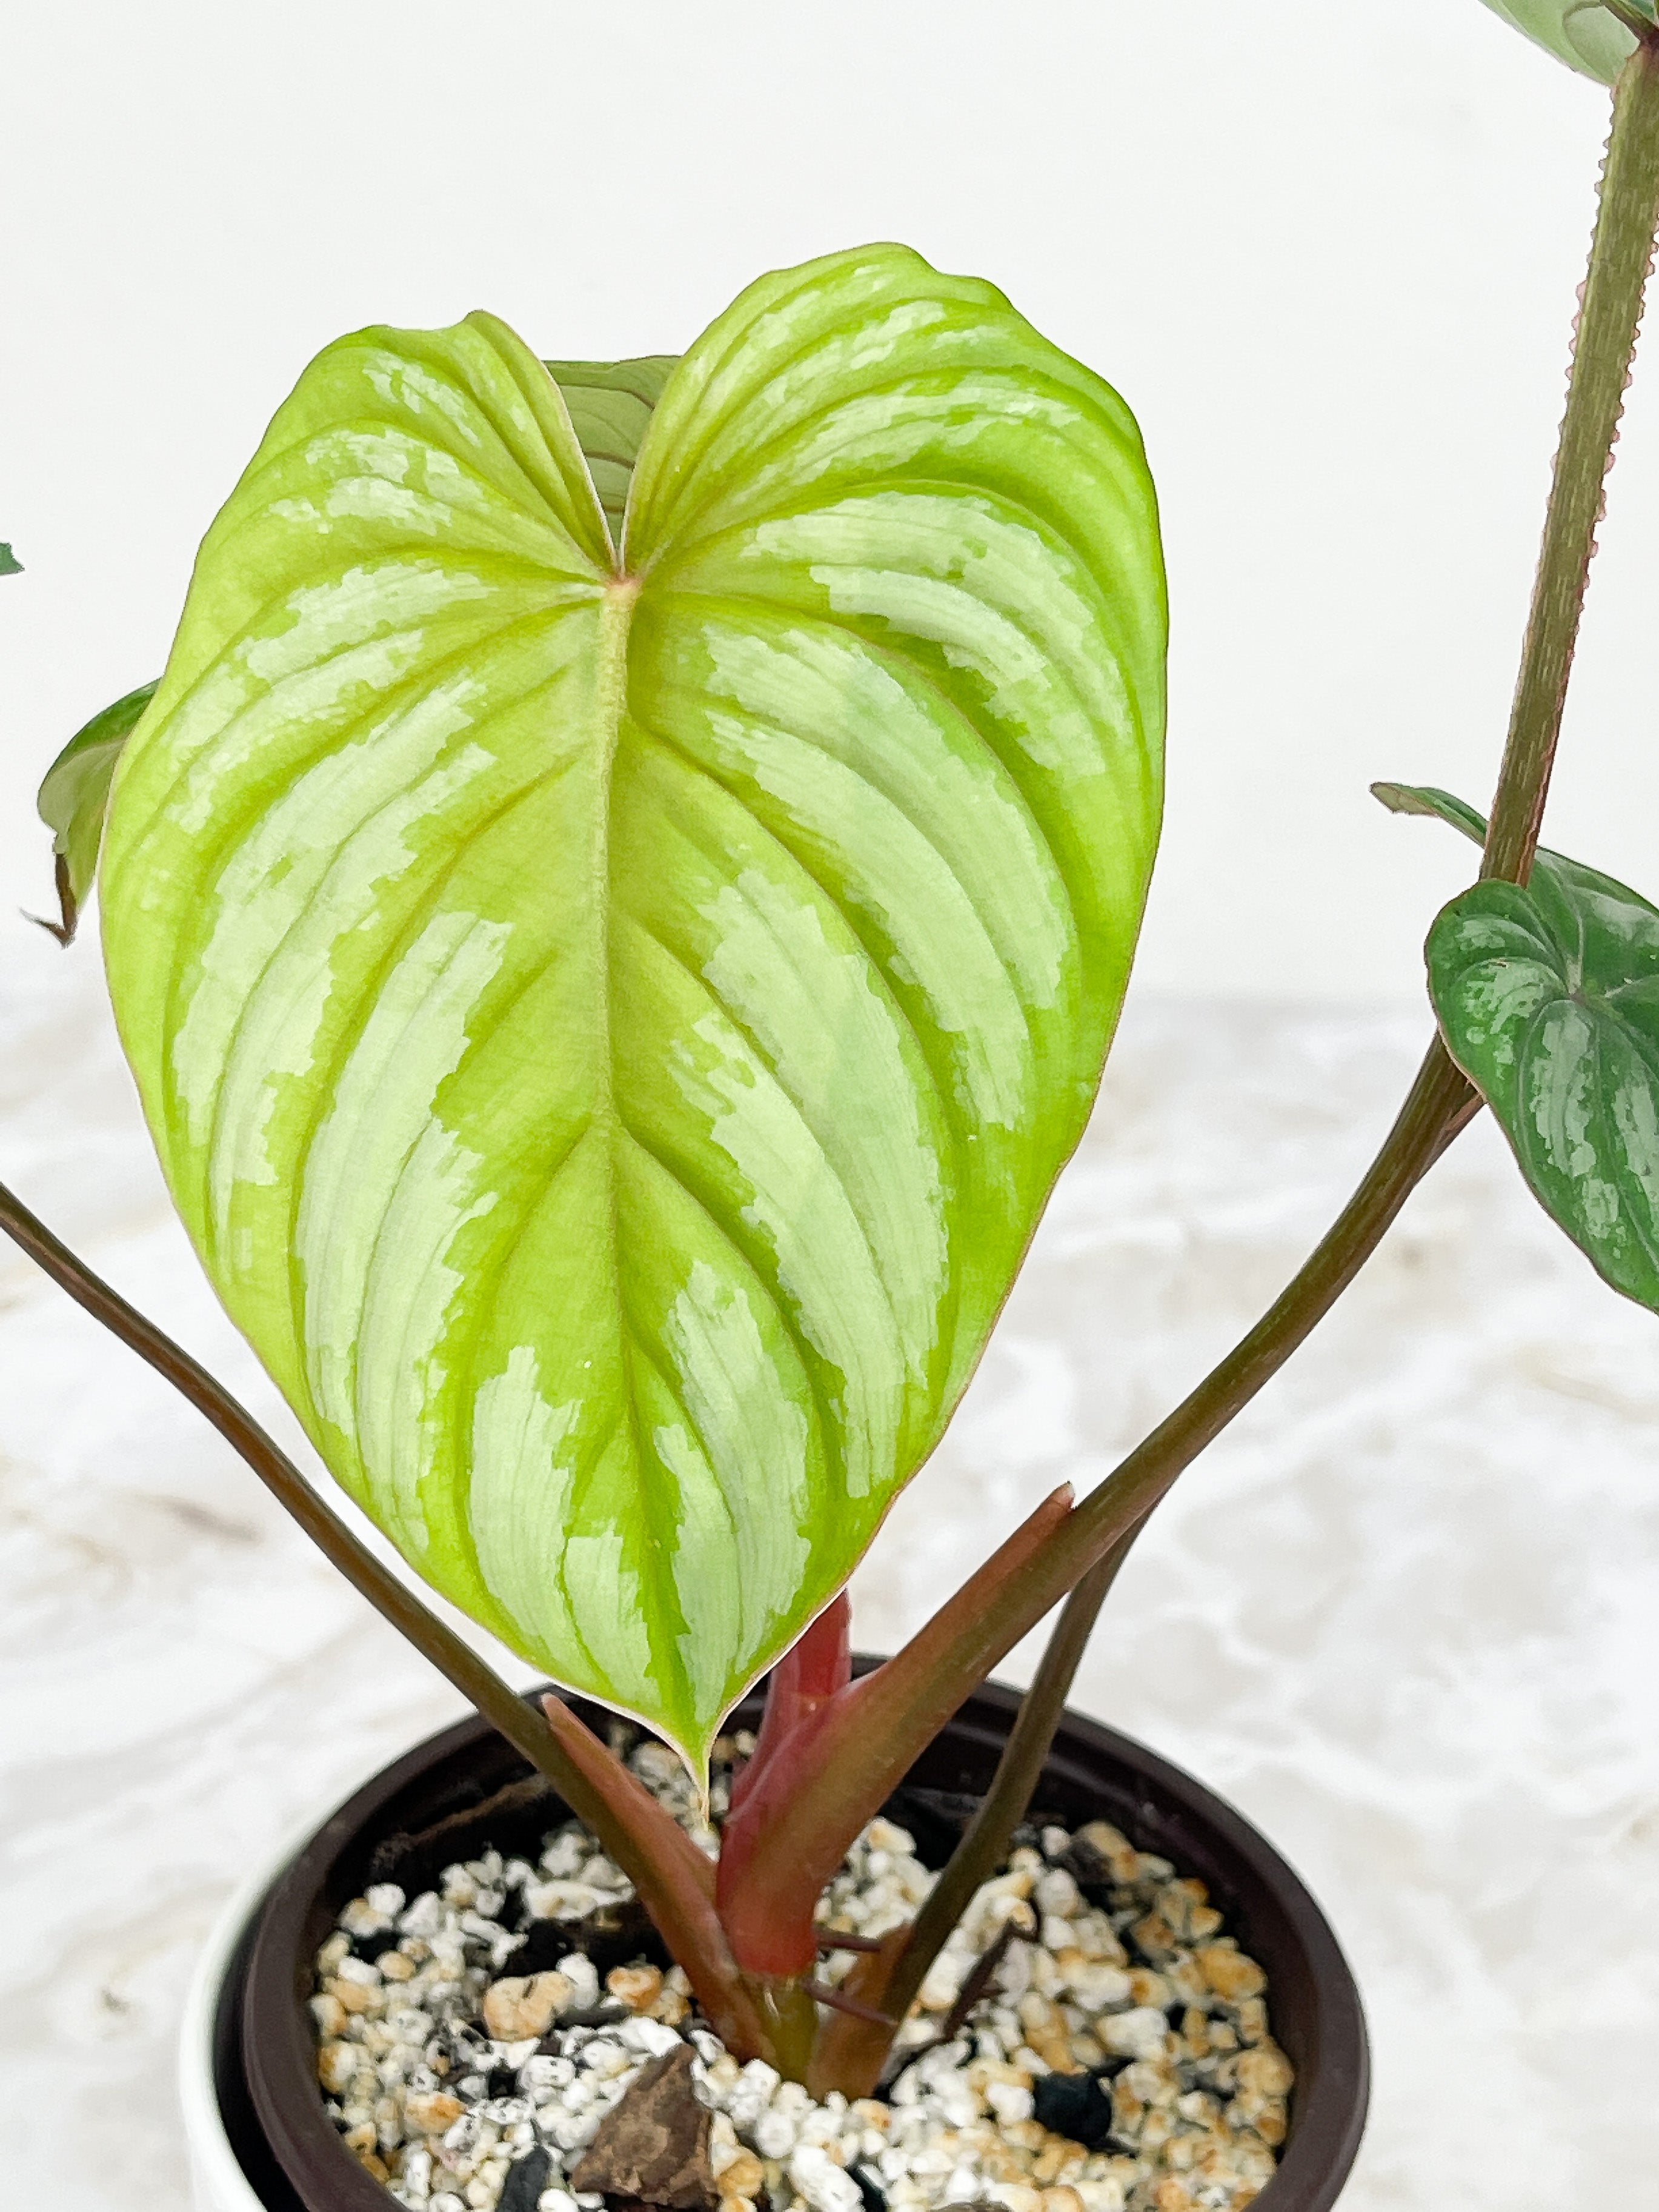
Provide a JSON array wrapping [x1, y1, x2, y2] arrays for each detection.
[[802, 1979, 895, 2026], [717, 1483, 1075, 1981], [0, 1176, 766, 2037], [537, 1695, 766, 2054], [728, 1592, 850, 1819]]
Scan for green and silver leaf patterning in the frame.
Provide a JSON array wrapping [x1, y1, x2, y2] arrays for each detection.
[[99, 245, 1166, 1764], [1379, 782, 1659, 1314], [28, 362, 671, 949]]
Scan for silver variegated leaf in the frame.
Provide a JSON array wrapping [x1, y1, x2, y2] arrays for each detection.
[[100, 246, 1166, 1761]]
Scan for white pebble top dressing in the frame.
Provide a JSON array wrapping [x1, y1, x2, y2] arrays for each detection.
[[311, 1733, 1291, 2212]]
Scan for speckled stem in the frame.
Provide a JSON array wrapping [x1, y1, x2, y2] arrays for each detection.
[[842, 42, 1659, 2064], [1483, 32, 1659, 884], [13, 44, 1658, 2094]]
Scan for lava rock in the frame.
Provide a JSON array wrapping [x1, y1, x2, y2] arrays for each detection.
[[1032, 2067, 1117, 2150], [533, 2001, 630, 2048], [1056, 1834, 1114, 1905], [514, 1896, 667, 1979], [879, 1786, 982, 1870], [850, 2162, 887, 2212], [499, 2145, 554, 2212], [571, 2043, 716, 2209]]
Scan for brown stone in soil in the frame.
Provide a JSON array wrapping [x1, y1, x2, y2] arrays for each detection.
[[571, 2044, 716, 2210]]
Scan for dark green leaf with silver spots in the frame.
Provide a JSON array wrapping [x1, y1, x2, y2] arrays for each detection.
[[1378, 779, 1659, 1310]]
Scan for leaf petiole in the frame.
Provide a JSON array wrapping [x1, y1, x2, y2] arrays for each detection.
[[1600, 2, 1656, 45], [869, 27, 1659, 2051], [1483, 33, 1659, 883], [0, 1177, 767, 2059]]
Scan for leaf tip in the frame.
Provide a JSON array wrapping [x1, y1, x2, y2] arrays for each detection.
[[22, 855, 76, 946], [1370, 782, 1488, 847], [1369, 780, 1418, 815]]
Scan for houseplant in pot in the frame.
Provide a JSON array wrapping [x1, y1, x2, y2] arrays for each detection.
[[6, 4, 1659, 2208]]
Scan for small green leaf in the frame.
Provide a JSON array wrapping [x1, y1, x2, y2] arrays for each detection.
[[35, 682, 159, 943], [1371, 780, 1488, 846], [544, 356, 679, 545], [1475, 0, 1651, 82], [99, 248, 1166, 1763], [0, 543, 21, 576], [1384, 780, 1659, 1310]]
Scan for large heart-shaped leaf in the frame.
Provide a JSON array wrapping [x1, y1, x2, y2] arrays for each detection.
[[99, 245, 1166, 1762], [1378, 780, 1659, 1312]]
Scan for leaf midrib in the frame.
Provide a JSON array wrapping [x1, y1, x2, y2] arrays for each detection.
[[562, 578, 687, 1700]]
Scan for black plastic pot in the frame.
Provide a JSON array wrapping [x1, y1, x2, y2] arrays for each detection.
[[213, 1669, 1369, 2210]]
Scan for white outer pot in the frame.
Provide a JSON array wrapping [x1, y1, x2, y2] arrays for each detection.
[[179, 1817, 321, 2212]]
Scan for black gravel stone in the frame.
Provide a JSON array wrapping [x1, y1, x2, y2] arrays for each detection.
[[511, 1917, 576, 1978], [498, 2145, 553, 2212], [879, 1786, 982, 1870], [530, 2003, 627, 2056], [513, 1898, 668, 1978], [850, 2165, 887, 2212], [1056, 1835, 1114, 1907], [1032, 2068, 1117, 2150]]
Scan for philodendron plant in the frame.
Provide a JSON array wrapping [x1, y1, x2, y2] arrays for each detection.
[[7, 0, 1659, 2108]]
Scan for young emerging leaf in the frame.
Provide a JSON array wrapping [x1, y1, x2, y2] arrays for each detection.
[[98, 245, 1166, 1766], [1379, 781, 1659, 1311], [1475, 0, 1652, 81], [36, 681, 159, 943], [541, 356, 679, 543]]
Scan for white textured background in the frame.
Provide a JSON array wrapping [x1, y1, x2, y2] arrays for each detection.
[[3, 0, 1659, 995], [3, 2, 1658, 2208]]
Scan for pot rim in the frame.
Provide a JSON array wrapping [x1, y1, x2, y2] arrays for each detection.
[[198, 1673, 1367, 2211]]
